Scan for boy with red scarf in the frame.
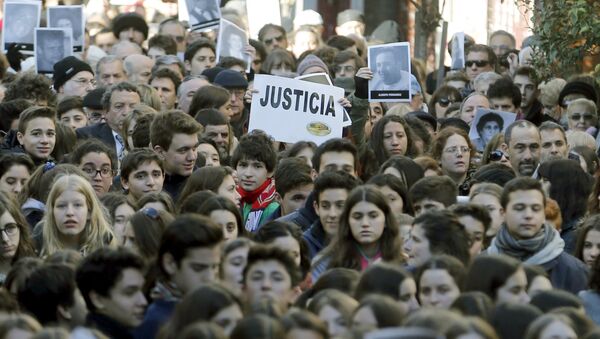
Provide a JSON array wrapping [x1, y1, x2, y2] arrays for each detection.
[[232, 132, 280, 232]]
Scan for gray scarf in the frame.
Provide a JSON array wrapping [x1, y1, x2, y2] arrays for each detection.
[[487, 223, 564, 265]]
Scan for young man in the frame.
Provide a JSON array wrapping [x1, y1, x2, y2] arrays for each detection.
[[464, 44, 496, 82], [273, 157, 314, 217], [303, 170, 359, 259], [184, 38, 216, 76], [147, 35, 177, 59], [96, 56, 127, 87], [76, 247, 147, 339], [539, 121, 569, 163], [112, 12, 148, 46], [57, 96, 88, 130], [486, 177, 588, 293], [15, 106, 57, 165], [505, 120, 541, 177], [232, 132, 279, 232], [487, 78, 521, 114], [136, 214, 223, 339], [53, 56, 96, 100], [243, 244, 302, 313], [150, 68, 181, 111], [150, 110, 202, 199], [450, 203, 491, 258], [120, 149, 165, 202], [514, 66, 544, 124], [409, 175, 458, 216]]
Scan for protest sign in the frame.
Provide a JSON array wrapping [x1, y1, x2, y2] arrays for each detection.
[[246, 0, 281, 39], [451, 32, 465, 70], [35, 28, 72, 75], [3, 0, 41, 53], [216, 18, 251, 72], [249, 74, 345, 145], [47, 6, 85, 53], [368, 42, 412, 102], [469, 108, 516, 151], [179, 0, 220, 31]]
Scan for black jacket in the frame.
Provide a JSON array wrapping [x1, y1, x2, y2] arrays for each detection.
[[87, 313, 134, 339], [76, 123, 117, 150]]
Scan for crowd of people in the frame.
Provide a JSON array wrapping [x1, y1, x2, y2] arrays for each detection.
[[0, 1, 599, 339]]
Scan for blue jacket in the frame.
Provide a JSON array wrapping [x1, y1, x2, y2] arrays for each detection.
[[277, 191, 317, 231], [134, 299, 177, 339], [541, 251, 588, 294], [303, 219, 327, 260]]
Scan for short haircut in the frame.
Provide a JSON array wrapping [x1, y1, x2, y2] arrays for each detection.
[[195, 108, 228, 127], [313, 170, 359, 203], [409, 176, 458, 207], [466, 44, 497, 68], [450, 203, 492, 233], [101, 81, 141, 111], [501, 177, 546, 208], [217, 56, 248, 70], [504, 120, 538, 145], [326, 35, 355, 51], [150, 110, 202, 150], [514, 66, 539, 86], [312, 138, 357, 172], [158, 18, 185, 33], [476, 112, 504, 134], [152, 55, 185, 78], [539, 121, 566, 142], [487, 78, 521, 108], [188, 85, 231, 117], [489, 30, 516, 48], [69, 139, 118, 171], [150, 68, 182, 92], [137, 191, 176, 214], [258, 24, 286, 43], [120, 148, 164, 182], [0, 99, 32, 133], [413, 211, 471, 266], [273, 157, 313, 198], [76, 247, 145, 312], [332, 50, 365, 69], [96, 55, 122, 76], [184, 38, 216, 62], [17, 106, 56, 133], [244, 244, 302, 287], [57, 96, 84, 118], [158, 214, 223, 277], [148, 34, 177, 56], [231, 132, 277, 172], [567, 98, 597, 116], [0, 153, 35, 178]]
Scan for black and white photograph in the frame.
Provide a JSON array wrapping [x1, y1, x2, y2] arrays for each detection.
[[47, 5, 85, 53], [368, 42, 412, 102], [2, 0, 41, 53], [469, 108, 516, 151], [186, 0, 221, 31], [451, 32, 465, 70], [216, 18, 249, 65], [35, 28, 72, 74]]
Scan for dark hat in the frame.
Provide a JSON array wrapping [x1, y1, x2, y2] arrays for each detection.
[[558, 81, 598, 106], [112, 12, 149, 40], [407, 111, 437, 131], [297, 55, 329, 76], [336, 9, 364, 25], [83, 87, 106, 110], [202, 66, 225, 83], [52, 56, 94, 91], [472, 163, 516, 187], [214, 69, 248, 89]]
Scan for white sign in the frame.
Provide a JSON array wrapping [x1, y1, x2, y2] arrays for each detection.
[[246, 0, 281, 39], [451, 32, 465, 70], [469, 107, 517, 152], [249, 75, 345, 145], [2, 0, 42, 53], [368, 42, 412, 102], [34, 28, 73, 75], [47, 6, 85, 53], [180, 0, 221, 31], [216, 18, 251, 71]]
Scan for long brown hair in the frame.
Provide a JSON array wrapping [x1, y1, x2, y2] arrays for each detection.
[[0, 192, 36, 262]]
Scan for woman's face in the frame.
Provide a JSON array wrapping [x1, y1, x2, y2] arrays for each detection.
[[568, 103, 598, 132], [418, 268, 460, 309], [113, 203, 136, 244], [217, 175, 241, 208], [377, 185, 403, 216], [271, 235, 301, 267], [398, 277, 420, 313], [222, 246, 249, 296], [369, 102, 384, 124], [470, 193, 504, 238], [198, 143, 220, 167], [0, 164, 30, 198], [539, 321, 577, 339], [527, 275, 552, 298], [460, 95, 490, 125], [481, 121, 501, 144], [211, 303, 243, 336], [582, 229, 600, 268], [382, 122, 408, 157], [404, 223, 431, 268], [440, 134, 470, 177], [122, 221, 137, 252], [0, 211, 20, 260], [352, 306, 378, 331], [53, 190, 89, 238], [210, 209, 238, 242], [319, 305, 350, 338], [348, 201, 386, 248], [495, 268, 530, 304]]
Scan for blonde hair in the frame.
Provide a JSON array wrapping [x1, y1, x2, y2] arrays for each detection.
[[41, 174, 115, 257], [567, 98, 597, 116], [538, 78, 566, 107], [566, 130, 596, 150]]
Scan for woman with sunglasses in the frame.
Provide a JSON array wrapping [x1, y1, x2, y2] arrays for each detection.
[[0, 192, 35, 284], [428, 85, 461, 119], [481, 133, 512, 168], [429, 127, 476, 195]]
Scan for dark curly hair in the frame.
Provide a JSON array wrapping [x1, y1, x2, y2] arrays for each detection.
[[4, 72, 56, 106]]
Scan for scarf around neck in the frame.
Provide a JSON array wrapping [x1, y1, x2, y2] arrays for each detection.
[[487, 223, 564, 265], [237, 177, 277, 210]]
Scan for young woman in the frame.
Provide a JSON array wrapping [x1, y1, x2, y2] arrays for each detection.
[[137, 192, 176, 214], [69, 139, 117, 198], [178, 166, 241, 208], [429, 127, 476, 195], [306, 289, 358, 338], [351, 294, 405, 331], [416, 255, 465, 310], [469, 183, 505, 244], [0, 153, 34, 199], [575, 215, 600, 269], [41, 174, 116, 257], [284, 141, 317, 168], [220, 237, 252, 297], [578, 256, 600, 326], [379, 155, 425, 192], [367, 173, 413, 219], [188, 85, 233, 120], [314, 186, 404, 280], [481, 133, 512, 168], [524, 314, 577, 339], [100, 193, 137, 245], [196, 196, 244, 242], [354, 262, 419, 313], [123, 207, 174, 260], [0, 192, 35, 283], [428, 85, 462, 119]]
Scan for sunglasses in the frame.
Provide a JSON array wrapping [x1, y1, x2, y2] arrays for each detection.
[[465, 60, 490, 68], [570, 113, 596, 121], [488, 150, 509, 162], [438, 97, 456, 108], [263, 35, 285, 46]]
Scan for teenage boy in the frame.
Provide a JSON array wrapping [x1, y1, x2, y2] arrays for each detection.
[[136, 214, 223, 339], [450, 203, 491, 258], [15, 106, 57, 166], [487, 78, 521, 114], [243, 244, 302, 313], [409, 176, 458, 216], [150, 110, 202, 200], [232, 132, 279, 232], [58, 96, 88, 130], [273, 157, 314, 218], [486, 177, 588, 293], [76, 247, 147, 339], [184, 39, 216, 76], [303, 170, 359, 259], [120, 149, 165, 202]]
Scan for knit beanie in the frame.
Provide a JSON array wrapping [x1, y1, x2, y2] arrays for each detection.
[[112, 12, 149, 40], [558, 81, 598, 106], [83, 87, 106, 110], [53, 56, 94, 91], [297, 55, 329, 76], [214, 69, 249, 89]]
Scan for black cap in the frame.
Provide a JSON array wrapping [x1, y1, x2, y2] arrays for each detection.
[[112, 12, 149, 40], [214, 69, 249, 89], [83, 87, 106, 110], [558, 81, 598, 106], [201, 66, 225, 83], [53, 56, 94, 91]]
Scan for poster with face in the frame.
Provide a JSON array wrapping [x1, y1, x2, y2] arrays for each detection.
[[2, 1, 41, 53], [451, 32, 465, 70], [34, 28, 72, 74], [181, 0, 221, 31], [469, 108, 516, 152], [216, 18, 250, 70], [368, 42, 412, 102], [47, 6, 85, 53]]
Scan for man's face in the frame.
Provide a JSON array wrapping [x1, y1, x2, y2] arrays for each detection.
[[568, 102, 598, 132], [96, 268, 147, 328], [465, 51, 493, 81], [159, 22, 186, 52], [127, 57, 154, 85], [147, 47, 166, 61], [490, 97, 517, 113], [540, 129, 568, 163], [169, 246, 221, 294], [61, 71, 96, 98], [84, 107, 105, 125], [98, 60, 126, 86], [261, 28, 288, 53], [94, 32, 116, 54], [119, 27, 145, 45], [203, 124, 230, 157], [188, 47, 216, 76], [376, 52, 399, 85], [124, 160, 164, 201], [489, 34, 514, 57], [318, 151, 356, 177], [236, 159, 270, 192], [151, 77, 177, 110], [505, 190, 545, 240], [412, 199, 446, 217], [158, 133, 198, 176], [228, 88, 246, 119], [60, 108, 88, 130], [178, 78, 210, 114], [336, 20, 365, 37], [105, 90, 141, 132], [513, 75, 536, 108], [244, 259, 293, 312], [17, 117, 55, 160], [281, 183, 313, 216], [334, 59, 357, 79], [314, 188, 348, 237], [508, 126, 541, 176]]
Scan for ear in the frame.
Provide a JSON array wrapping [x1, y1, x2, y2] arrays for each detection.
[[16, 131, 24, 146], [161, 253, 177, 276], [57, 304, 72, 320], [153, 144, 166, 159], [313, 200, 320, 217], [89, 291, 105, 310], [121, 178, 129, 190]]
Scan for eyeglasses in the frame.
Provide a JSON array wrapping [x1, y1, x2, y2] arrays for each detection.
[[488, 150, 509, 162], [0, 223, 19, 237], [81, 166, 114, 178], [570, 113, 596, 121], [230, 89, 246, 98], [444, 146, 471, 154], [141, 207, 159, 219], [334, 65, 356, 74], [70, 78, 96, 87], [438, 97, 457, 108], [465, 60, 490, 68], [263, 35, 285, 46]]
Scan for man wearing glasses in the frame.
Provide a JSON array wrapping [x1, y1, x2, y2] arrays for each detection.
[[53, 56, 95, 101], [464, 44, 496, 82]]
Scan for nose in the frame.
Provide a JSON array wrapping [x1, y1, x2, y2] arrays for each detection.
[[13, 182, 22, 194], [428, 292, 440, 305], [147, 175, 156, 186], [590, 247, 599, 258], [186, 149, 197, 161], [261, 278, 272, 290], [137, 292, 148, 307], [1, 231, 9, 242]]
